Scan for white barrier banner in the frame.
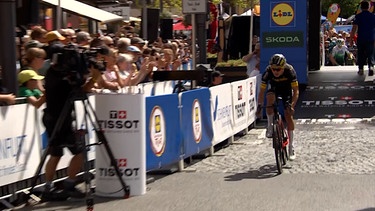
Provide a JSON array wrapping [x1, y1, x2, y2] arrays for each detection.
[[153, 81, 166, 96], [141, 82, 154, 96], [246, 76, 257, 126], [0, 104, 42, 185], [95, 93, 146, 197], [210, 84, 234, 146], [231, 80, 249, 134]]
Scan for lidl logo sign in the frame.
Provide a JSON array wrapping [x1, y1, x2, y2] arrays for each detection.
[[271, 2, 295, 27]]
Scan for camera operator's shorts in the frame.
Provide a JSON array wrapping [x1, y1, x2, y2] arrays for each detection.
[[43, 112, 85, 157]]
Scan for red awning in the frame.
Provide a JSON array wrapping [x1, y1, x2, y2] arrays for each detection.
[[173, 22, 192, 31]]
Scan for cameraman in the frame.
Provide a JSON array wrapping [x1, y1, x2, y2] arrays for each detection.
[[42, 47, 104, 199]]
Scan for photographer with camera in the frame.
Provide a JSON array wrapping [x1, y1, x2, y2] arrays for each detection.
[[41, 43, 106, 200], [242, 43, 260, 77]]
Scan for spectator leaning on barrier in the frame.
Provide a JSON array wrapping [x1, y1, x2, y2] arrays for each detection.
[[24, 40, 51, 76], [210, 70, 224, 87], [0, 93, 16, 105], [116, 53, 135, 86], [126, 45, 143, 70], [21, 47, 47, 91], [17, 70, 46, 108], [98, 48, 125, 90]]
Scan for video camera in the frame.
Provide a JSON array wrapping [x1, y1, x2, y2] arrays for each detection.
[[51, 44, 108, 86]]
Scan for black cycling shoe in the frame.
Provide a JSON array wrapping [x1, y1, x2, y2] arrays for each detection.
[[63, 188, 86, 199], [369, 69, 374, 76], [41, 190, 69, 201]]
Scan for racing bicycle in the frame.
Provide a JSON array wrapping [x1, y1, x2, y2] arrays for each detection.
[[270, 96, 289, 174]]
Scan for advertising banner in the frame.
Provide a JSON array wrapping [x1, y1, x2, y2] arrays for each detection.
[[0, 104, 42, 186], [145, 94, 182, 171], [231, 80, 249, 134], [95, 94, 146, 197], [209, 84, 234, 146], [260, 0, 308, 85], [246, 77, 257, 126], [179, 88, 213, 158]]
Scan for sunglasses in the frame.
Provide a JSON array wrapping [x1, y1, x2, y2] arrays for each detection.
[[272, 67, 283, 72]]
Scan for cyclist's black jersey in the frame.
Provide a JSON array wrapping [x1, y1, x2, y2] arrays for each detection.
[[260, 63, 298, 97]]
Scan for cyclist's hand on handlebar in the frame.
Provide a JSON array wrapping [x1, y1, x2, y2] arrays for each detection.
[[287, 105, 295, 116], [256, 104, 262, 118]]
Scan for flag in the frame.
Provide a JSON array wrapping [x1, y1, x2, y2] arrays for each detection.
[[327, 3, 341, 25]]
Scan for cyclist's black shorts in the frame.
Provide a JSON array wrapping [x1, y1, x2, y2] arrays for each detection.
[[266, 87, 291, 108]]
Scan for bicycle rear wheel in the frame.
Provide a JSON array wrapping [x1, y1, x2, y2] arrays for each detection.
[[282, 146, 288, 166], [273, 124, 283, 174]]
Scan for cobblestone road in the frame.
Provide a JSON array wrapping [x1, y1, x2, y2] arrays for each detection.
[[185, 121, 375, 175]]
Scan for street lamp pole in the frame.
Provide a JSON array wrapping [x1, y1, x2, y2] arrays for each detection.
[[142, 0, 147, 40], [56, 0, 61, 29], [249, 0, 254, 53]]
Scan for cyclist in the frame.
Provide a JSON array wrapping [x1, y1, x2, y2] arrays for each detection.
[[256, 54, 299, 160], [329, 38, 353, 66]]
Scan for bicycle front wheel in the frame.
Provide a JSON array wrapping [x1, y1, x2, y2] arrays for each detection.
[[273, 124, 283, 174], [282, 146, 288, 166]]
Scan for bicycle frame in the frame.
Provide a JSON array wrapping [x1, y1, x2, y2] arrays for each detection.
[[272, 97, 289, 148], [271, 97, 289, 174]]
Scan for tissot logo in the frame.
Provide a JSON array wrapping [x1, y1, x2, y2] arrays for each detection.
[[110, 110, 127, 119], [117, 158, 127, 167], [237, 86, 243, 100], [262, 31, 304, 48], [98, 110, 140, 130]]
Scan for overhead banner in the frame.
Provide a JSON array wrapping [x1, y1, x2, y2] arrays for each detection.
[[260, 0, 308, 85]]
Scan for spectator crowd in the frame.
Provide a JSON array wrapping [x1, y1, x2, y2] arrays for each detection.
[[0, 25, 193, 107]]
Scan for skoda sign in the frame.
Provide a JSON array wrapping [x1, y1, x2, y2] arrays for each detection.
[[262, 31, 304, 48], [271, 2, 295, 27]]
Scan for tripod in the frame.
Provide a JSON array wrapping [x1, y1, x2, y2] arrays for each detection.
[[21, 89, 130, 210]]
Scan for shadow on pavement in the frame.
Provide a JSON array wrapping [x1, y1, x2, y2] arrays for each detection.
[[356, 208, 375, 211], [224, 164, 279, 181]]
